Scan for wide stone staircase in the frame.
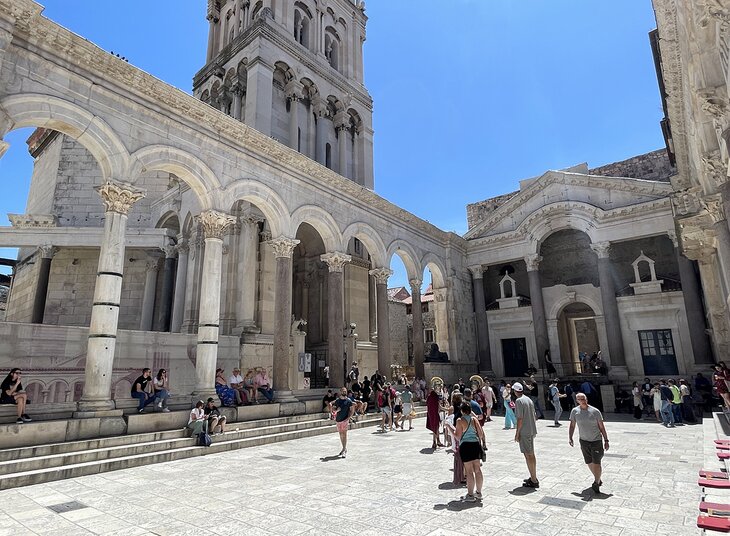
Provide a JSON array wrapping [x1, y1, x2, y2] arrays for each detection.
[[0, 406, 427, 490]]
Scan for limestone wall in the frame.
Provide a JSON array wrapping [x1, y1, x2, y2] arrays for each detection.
[[25, 131, 62, 216], [388, 300, 408, 365], [589, 149, 674, 182], [4, 256, 39, 322]]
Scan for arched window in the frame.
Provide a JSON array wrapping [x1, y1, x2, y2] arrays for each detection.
[[324, 29, 340, 71], [325, 143, 332, 169], [251, 1, 263, 22]]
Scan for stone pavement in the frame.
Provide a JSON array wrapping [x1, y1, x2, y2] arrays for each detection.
[[0, 413, 703, 535]]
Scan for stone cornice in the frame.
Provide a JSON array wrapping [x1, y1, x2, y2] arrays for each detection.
[[464, 170, 673, 240], [1, 1, 455, 250]]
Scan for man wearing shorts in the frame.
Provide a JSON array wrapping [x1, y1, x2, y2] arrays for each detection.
[[569, 392, 609, 493], [513, 382, 539, 488], [333, 387, 355, 458]]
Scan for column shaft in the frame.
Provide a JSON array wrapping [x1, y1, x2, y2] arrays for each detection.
[[244, 61, 274, 136], [471, 270, 492, 373], [316, 113, 327, 165], [194, 237, 224, 396], [328, 270, 345, 387], [337, 127, 347, 177], [368, 275, 377, 341], [154, 253, 176, 332], [170, 243, 189, 333], [31, 252, 53, 324], [139, 262, 158, 331], [527, 269, 549, 367], [236, 217, 261, 331], [596, 257, 626, 366], [289, 97, 299, 150], [677, 249, 713, 363], [374, 280, 391, 375], [411, 284, 425, 380], [273, 257, 294, 391]]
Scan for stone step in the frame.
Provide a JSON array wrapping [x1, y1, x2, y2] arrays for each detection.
[[0, 409, 427, 489]]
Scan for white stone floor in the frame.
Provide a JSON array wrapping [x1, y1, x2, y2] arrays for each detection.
[[0, 413, 704, 535]]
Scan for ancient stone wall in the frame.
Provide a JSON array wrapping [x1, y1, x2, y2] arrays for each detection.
[[589, 149, 675, 182], [466, 191, 519, 231], [388, 300, 408, 365]]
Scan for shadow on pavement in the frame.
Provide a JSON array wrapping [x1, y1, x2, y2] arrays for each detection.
[[508, 486, 537, 496], [433, 499, 483, 512], [571, 488, 613, 501], [437, 482, 465, 490], [320, 455, 343, 462], [419, 447, 436, 454]]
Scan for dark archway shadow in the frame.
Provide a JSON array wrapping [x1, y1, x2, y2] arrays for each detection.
[[571, 487, 614, 501], [433, 500, 483, 511], [320, 455, 343, 462], [508, 486, 537, 496]]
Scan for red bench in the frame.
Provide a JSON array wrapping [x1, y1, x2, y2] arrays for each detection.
[[698, 515, 730, 532], [699, 478, 730, 489], [701, 470, 730, 480]]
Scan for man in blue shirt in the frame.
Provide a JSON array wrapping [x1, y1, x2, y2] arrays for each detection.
[[333, 387, 355, 458], [463, 388, 483, 419]]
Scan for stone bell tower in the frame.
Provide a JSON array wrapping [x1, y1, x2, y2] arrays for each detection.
[[193, 0, 374, 189]]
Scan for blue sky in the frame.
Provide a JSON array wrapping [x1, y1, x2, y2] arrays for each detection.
[[0, 0, 664, 288]]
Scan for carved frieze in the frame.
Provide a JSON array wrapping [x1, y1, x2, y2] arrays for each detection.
[[702, 195, 727, 224], [7, 213, 57, 228]]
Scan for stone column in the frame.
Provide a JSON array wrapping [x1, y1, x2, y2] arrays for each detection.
[[525, 254, 549, 369], [368, 274, 377, 341], [139, 257, 159, 331], [206, 13, 219, 62], [269, 237, 300, 400], [313, 98, 328, 165], [468, 265, 492, 374], [322, 252, 351, 388], [232, 83, 244, 121], [591, 242, 627, 368], [236, 214, 263, 333], [181, 227, 203, 333], [170, 238, 189, 333], [410, 278, 425, 380], [77, 181, 144, 415], [286, 81, 303, 151], [704, 196, 730, 294], [370, 267, 393, 376], [352, 128, 361, 184], [154, 245, 177, 332], [244, 59, 274, 136], [677, 245, 713, 364], [31, 245, 56, 324], [194, 210, 236, 397], [335, 112, 349, 177]]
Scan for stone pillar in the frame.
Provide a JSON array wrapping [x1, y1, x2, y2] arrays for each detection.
[[410, 278, 425, 380], [314, 99, 328, 165], [677, 246, 713, 364], [591, 242, 627, 368], [206, 13, 219, 62], [31, 245, 55, 324], [525, 254, 549, 369], [370, 267, 393, 377], [269, 236, 300, 399], [232, 83, 244, 121], [236, 214, 263, 332], [77, 181, 144, 415], [244, 59, 274, 136], [181, 227, 203, 333], [322, 252, 351, 388], [335, 112, 349, 177], [704, 196, 730, 295], [139, 257, 159, 331], [154, 245, 177, 332], [194, 210, 236, 397], [352, 129, 361, 184], [286, 81, 303, 151], [368, 274, 377, 341], [468, 265, 492, 374], [170, 238, 189, 333]]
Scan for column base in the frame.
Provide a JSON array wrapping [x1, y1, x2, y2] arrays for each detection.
[[192, 389, 220, 405], [240, 323, 261, 334], [74, 399, 123, 419], [608, 366, 629, 380], [275, 390, 298, 404]]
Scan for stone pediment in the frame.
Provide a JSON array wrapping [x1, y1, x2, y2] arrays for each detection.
[[464, 171, 673, 240]]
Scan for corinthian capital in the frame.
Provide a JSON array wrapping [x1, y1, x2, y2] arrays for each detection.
[[198, 210, 236, 239], [467, 265, 485, 279], [96, 181, 145, 215], [702, 195, 727, 224], [268, 236, 300, 258], [321, 252, 352, 272], [369, 267, 393, 285], [524, 254, 543, 271], [38, 245, 57, 259], [409, 278, 423, 293], [590, 242, 611, 259]]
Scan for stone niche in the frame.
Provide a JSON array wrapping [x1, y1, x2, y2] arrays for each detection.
[[629, 251, 663, 295], [497, 273, 520, 309]]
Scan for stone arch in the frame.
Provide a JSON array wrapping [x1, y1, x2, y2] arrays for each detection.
[[220, 179, 290, 238], [156, 211, 181, 233], [289, 205, 342, 252], [386, 240, 420, 279], [420, 252, 448, 288], [520, 202, 603, 254], [0, 94, 129, 182], [47, 379, 69, 403], [341, 222, 387, 267], [129, 145, 219, 210], [24, 381, 44, 404], [181, 212, 195, 238], [548, 294, 603, 320]]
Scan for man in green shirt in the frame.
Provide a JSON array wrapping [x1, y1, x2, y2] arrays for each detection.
[[668, 379, 682, 424]]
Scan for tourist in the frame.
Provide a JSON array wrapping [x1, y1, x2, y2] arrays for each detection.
[[348, 362, 359, 384], [580, 379, 597, 408], [152, 368, 171, 412], [502, 383, 516, 430], [526, 364, 538, 377], [631, 381, 643, 420], [651, 381, 662, 421], [392, 393, 403, 430], [322, 389, 336, 416], [513, 382, 539, 488], [255, 368, 275, 403], [455, 402, 487, 502], [131, 368, 157, 413], [668, 379, 682, 424], [482, 380, 494, 422], [401, 385, 414, 430], [0, 368, 31, 423], [457, 378, 466, 393], [186, 400, 206, 437], [449, 391, 465, 486], [243, 370, 257, 403], [679, 379, 694, 423], [371, 370, 383, 388], [204, 397, 227, 435], [695, 372, 712, 411], [545, 349, 556, 375], [659, 380, 675, 427], [215, 368, 241, 407], [564, 381, 577, 408], [569, 392, 609, 493], [333, 387, 355, 458], [379, 382, 393, 432], [525, 378, 544, 419], [228, 367, 249, 405], [614, 387, 631, 413], [350, 378, 362, 401], [549, 380, 565, 426], [714, 364, 730, 409], [641, 377, 653, 416], [361, 377, 372, 407], [426, 386, 442, 447], [462, 388, 483, 424]]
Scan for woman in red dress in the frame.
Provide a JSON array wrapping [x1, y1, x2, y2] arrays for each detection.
[[713, 364, 730, 408], [426, 387, 443, 448]]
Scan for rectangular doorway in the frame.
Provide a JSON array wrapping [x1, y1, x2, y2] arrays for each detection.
[[638, 329, 679, 376], [502, 338, 528, 378]]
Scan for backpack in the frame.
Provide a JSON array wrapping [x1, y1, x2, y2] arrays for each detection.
[[197, 432, 212, 447]]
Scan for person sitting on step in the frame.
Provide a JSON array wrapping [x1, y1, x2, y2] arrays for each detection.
[[204, 397, 227, 435], [254, 368, 275, 403], [215, 368, 241, 407], [243, 370, 257, 403], [228, 367, 249, 406], [153, 369, 171, 412], [187, 400, 206, 437], [131, 368, 157, 413], [1, 368, 31, 424]]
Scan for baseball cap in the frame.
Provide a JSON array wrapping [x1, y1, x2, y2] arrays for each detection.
[[512, 382, 524, 392]]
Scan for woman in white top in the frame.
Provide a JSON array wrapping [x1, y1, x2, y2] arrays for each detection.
[[631, 381, 643, 420], [153, 369, 171, 412], [187, 400, 206, 436], [651, 382, 662, 422]]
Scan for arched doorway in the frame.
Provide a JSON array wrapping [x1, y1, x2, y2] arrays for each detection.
[[557, 302, 600, 374]]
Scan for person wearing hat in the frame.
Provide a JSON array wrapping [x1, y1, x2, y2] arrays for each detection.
[[513, 382, 540, 488], [228, 367, 249, 405]]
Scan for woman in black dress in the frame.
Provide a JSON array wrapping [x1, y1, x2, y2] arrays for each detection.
[[1, 368, 31, 424]]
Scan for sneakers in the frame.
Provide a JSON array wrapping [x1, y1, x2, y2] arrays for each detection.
[[157, 401, 163, 409], [341, 449, 347, 459], [523, 478, 540, 489], [474, 491, 483, 501], [16, 418, 23, 424], [554, 422, 562, 427], [138, 408, 145, 413], [21, 414, 32, 422], [162, 408, 170, 413], [460, 494, 477, 503], [591, 481, 602, 493]]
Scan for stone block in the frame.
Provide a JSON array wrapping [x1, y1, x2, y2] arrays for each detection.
[[0, 420, 68, 449]]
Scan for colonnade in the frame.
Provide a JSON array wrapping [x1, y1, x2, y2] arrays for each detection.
[[70, 180, 397, 415]]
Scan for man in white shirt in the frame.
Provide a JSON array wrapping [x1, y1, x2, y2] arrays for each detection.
[[228, 368, 248, 405]]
